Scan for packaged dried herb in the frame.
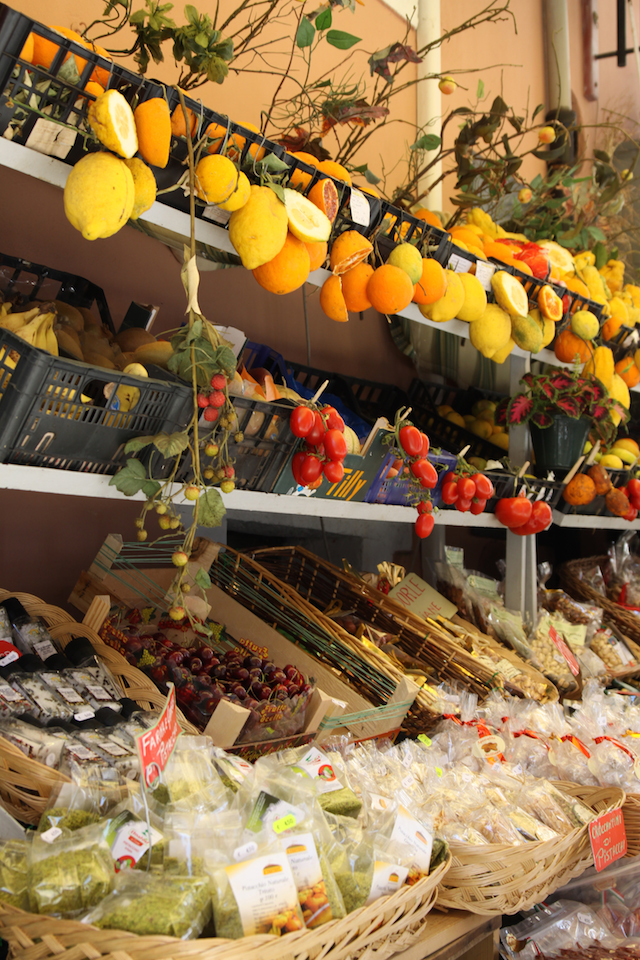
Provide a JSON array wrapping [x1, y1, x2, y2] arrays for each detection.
[[149, 736, 229, 809], [29, 825, 114, 917], [0, 839, 29, 910]]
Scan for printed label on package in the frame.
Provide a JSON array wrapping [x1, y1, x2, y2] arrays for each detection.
[[226, 853, 300, 936]]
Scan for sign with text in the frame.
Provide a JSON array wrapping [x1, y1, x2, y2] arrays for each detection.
[[549, 625, 580, 677], [389, 573, 457, 621], [589, 808, 627, 872], [136, 683, 180, 789]]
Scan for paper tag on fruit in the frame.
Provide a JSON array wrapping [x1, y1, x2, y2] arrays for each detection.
[[474, 260, 495, 290], [366, 861, 410, 905], [391, 806, 433, 873], [349, 188, 370, 227], [226, 853, 300, 936], [549, 626, 580, 676], [291, 747, 343, 793], [448, 253, 472, 273]]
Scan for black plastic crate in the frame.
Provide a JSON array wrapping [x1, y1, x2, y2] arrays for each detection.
[[0, 252, 113, 331], [171, 396, 298, 492], [0, 328, 191, 473], [408, 378, 507, 460], [556, 465, 634, 516]]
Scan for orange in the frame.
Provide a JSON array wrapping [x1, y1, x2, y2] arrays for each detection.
[[564, 275, 590, 299], [134, 98, 171, 168], [329, 231, 373, 275], [305, 240, 327, 271], [237, 121, 266, 161], [82, 81, 104, 99], [537, 284, 563, 322], [341, 263, 374, 312], [602, 315, 624, 341], [615, 356, 640, 388], [449, 227, 484, 249], [252, 232, 310, 295], [358, 184, 380, 199], [412, 258, 447, 305], [288, 151, 318, 190], [307, 178, 338, 222], [171, 102, 197, 139], [31, 26, 83, 71], [19, 34, 34, 63], [414, 208, 443, 230], [318, 159, 352, 186], [206, 122, 244, 157], [320, 274, 349, 322], [483, 239, 521, 269], [84, 39, 111, 87], [554, 329, 591, 363], [366, 264, 414, 314]]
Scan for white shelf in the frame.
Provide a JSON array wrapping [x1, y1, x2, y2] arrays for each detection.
[[552, 508, 640, 529]]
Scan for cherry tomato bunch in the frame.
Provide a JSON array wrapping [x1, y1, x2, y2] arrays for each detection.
[[289, 404, 348, 487], [619, 478, 640, 522], [440, 470, 495, 515], [396, 423, 438, 539], [494, 493, 553, 535], [196, 372, 228, 423]]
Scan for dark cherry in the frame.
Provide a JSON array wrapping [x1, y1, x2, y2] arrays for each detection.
[[259, 684, 271, 700], [211, 664, 227, 680], [262, 661, 277, 676], [244, 655, 262, 670], [124, 638, 143, 658], [189, 657, 204, 674], [272, 670, 287, 684], [283, 665, 298, 679], [124, 652, 138, 666], [248, 668, 262, 680], [273, 683, 288, 700], [166, 649, 187, 666], [198, 647, 215, 664], [231, 684, 248, 700], [229, 666, 249, 682], [288, 683, 300, 697]]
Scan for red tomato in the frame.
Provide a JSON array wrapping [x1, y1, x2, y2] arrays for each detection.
[[419, 462, 438, 487], [495, 496, 533, 528], [300, 455, 323, 484], [399, 425, 423, 458], [415, 513, 435, 538], [457, 476, 476, 500], [306, 442, 325, 459], [455, 497, 472, 512], [392, 458, 404, 470], [627, 478, 640, 508], [441, 481, 459, 504], [442, 471, 457, 486], [305, 411, 325, 447], [470, 498, 486, 515], [625, 505, 639, 522], [473, 474, 494, 499], [509, 501, 552, 535], [323, 460, 344, 484], [290, 406, 315, 438], [321, 405, 345, 432], [420, 433, 430, 457], [324, 429, 347, 461], [291, 450, 306, 485], [417, 500, 433, 514]]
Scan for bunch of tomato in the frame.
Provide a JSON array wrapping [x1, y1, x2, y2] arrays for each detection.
[[440, 470, 495, 514], [396, 423, 438, 539], [618, 478, 640, 522], [289, 404, 348, 487], [494, 492, 553, 535]]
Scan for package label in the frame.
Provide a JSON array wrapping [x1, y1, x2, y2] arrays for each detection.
[[589, 809, 627, 871], [282, 832, 333, 927], [549, 625, 580, 676], [391, 806, 432, 873], [226, 853, 300, 936], [291, 747, 343, 794], [106, 812, 163, 871], [366, 861, 409, 904]]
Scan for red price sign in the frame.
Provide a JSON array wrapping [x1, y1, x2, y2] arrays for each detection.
[[589, 808, 627, 872], [549, 625, 580, 676], [136, 683, 180, 790]]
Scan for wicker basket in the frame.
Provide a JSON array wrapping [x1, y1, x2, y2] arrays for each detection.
[[560, 557, 640, 658], [0, 589, 197, 825], [622, 793, 640, 858], [0, 853, 450, 960], [436, 783, 625, 916]]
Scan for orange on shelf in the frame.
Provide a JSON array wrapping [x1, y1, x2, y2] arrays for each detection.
[[554, 329, 591, 363], [563, 275, 591, 299], [341, 262, 374, 312], [412, 258, 447, 305], [134, 98, 171, 169], [538, 285, 563, 322], [414, 208, 443, 230], [602, 315, 624, 342], [320, 274, 349, 322], [366, 264, 414, 314], [288, 151, 318, 190], [307, 178, 338, 223], [329, 231, 373, 275], [305, 240, 327, 271], [318, 159, 352, 185], [563, 474, 596, 506], [615, 356, 640, 387], [252, 232, 310, 295], [171, 103, 197, 139]]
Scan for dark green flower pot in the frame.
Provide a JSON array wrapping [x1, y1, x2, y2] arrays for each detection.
[[530, 416, 591, 475]]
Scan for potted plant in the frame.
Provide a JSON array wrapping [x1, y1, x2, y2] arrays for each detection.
[[496, 365, 626, 474]]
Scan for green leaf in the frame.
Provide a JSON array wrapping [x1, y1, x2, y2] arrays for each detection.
[[153, 430, 190, 458], [594, 149, 610, 163], [594, 241, 608, 269], [198, 487, 226, 527], [532, 103, 545, 120], [296, 17, 315, 48], [411, 133, 441, 152], [141, 480, 162, 498], [530, 174, 543, 190], [588, 225, 606, 241], [490, 95, 508, 116], [184, 4, 199, 25], [255, 153, 289, 173], [364, 168, 381, 184], [326, 30, 361, 49], [268, 181, 285, 204], [109, 458, 149, 497], [213, 345, 237, 379], [195, 567, 212, 590], [476, 79, 485, 99], [129, 9, 147, 24], [315, 8, 332, 30], [186, 318, 203, 342], [124, 434, 156, 454], [195, 31, 208, 47]]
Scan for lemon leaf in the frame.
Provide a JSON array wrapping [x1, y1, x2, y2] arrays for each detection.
[[326, 30, 360, 49]]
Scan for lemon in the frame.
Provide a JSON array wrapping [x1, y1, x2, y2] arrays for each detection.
[[456, 272, 487, 322], [88, 90, 138, 159], [387, 243, 423, 284], [419, 270, 464, 322], [491, 337, 516, 364], [531, 307, 556, 348], [538, 240, 575, 278], [283, 187, 331, 243], [469, 302, 512, 358], [511, 313, 543, 353], [472, 399, 496, 415], [64, 153, 135, 240], [217, 171, 251, 212], [470, 419, 493, 439], [446, 411, 466, 428], [123, 362, 149, 377], [229, 185, 288, 269], [124, 158, 156, 220], [609, 446, 636, 465], [491, 432, 510, 450], [614, 438, 640, 456], [491, 270, 529, 318], [195, 155, 239, 204], [600, 454, 624, 469], [570, 309, 599, 340], [610, 372, 631, 409]]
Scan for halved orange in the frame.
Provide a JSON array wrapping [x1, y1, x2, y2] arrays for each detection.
[[329, 231, 373, 275], [320, 274, 349, 322], [537, 284, 564, 322], [307, 178, 339, 222]]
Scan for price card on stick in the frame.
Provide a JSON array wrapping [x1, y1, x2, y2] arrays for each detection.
[[136, 683, 181, 791], [589, 809, 627, 871]]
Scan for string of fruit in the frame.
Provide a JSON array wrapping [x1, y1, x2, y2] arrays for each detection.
[[494, 489, 553, 536], [384, 412, 436, 539], [289, 399, 348, 487]]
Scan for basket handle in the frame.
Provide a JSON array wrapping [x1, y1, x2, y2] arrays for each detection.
[[83, 595, 111, 634]]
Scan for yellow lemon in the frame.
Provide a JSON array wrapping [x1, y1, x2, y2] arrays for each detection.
[[229, 185, 289, 269], [600, 454, 624, 469], [64, 153, 135, 240], [491, 270, 529, 318], [490, 337, 516, 364], [124, 157, 156, 220], [570, 309, 600, 340], [419, 270, 465, 322], [456, 272, 487, 322], [511, 313, 543, 353], [88, 89, 138, 159], [469, 302, 512, 358], [283, 187, 331, 243], [195, 155, 239, 204], [217, 171, 251, 212], [491, 432, 510, 450], [446, 411, 466, 428], [387, 243, 423, 284]]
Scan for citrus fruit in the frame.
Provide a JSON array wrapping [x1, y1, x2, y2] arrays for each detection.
[[419, 270, 464, 321], [603, 315, 624, 341], [491, 270, 529, 318], [320, 274, 349, 322], [538, 240, 575, 279], [456, 272, 487, 322], [206, 122, 243, 156], [134, 97, 171, 168], [124, 157, 156, 220], [616, 356, 640, 388], [283, 188, 331, 243], [562, 274, 590, 299], [329, 231, 373, 274], [64, 152, 135, 240], [318, 159, 352, 185], [237, 121, 265, 161], [358, 184, 380, 199], [511, 313, 543, 353], [537, 284, 563, 321], [491, 337, 516, 364], [412, 258, 447, 305], [252, 232, 310, 295], [554, 329, 591, 363], [341, 263, 374, 312], [387, 243, 423, 284], [307, 178, 339, 222], [217, 171, 251, 212], [88, 89, 138, 159], [615, 438, 640, 456], [31, 26, 83, 70], [570, 309, 600, 340], [229, 185, 289, 269], [366, 264, 414, 314], [194, 155, 239, 204], [83, 81, 104, 99], [413, 208, 443, 230], [171, 102, 197, 139], [19, 33, 34, 63], [288, 151, 318, 189], [305, 240, 328, 271], [468, 303, 512, 358]]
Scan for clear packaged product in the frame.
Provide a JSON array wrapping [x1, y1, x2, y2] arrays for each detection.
[[66, 667, 122, 713], [501, 900, 619, 959], [0, 839, 29, 909], [0, 718, 69, 767], [0, 676, 34, 717], [29, 825, 114, 917], [1, 598, 61, 662], [40, 671, 95, 721], [76, 729, 139, 778], [150, 735, 228, 809], [9, 673, 75, 723]]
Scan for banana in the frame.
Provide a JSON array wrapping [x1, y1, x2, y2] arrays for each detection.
[[0, 305, 43, 333], [14, 312, 45, 346]]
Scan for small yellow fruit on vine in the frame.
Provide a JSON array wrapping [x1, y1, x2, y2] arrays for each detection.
[[203, 467, 215, 480], [622, 169, 633, 181], [538, 126, 556, 144], [168, 605, 185, 621], [439, 75, 456, 95], [234, 432, 244, 443], [135, 518, 144, 529], [204, 442, 219, 457], [518, 188, 532, 203], [170, 518, 181, 529], [137, 529, 148, 541], [182, 584, 191, 593], [172, 551, 189, 567], [158, 516, 171, 530], [184, 485, 200, 501], [156, 503, 167, 515], [221, 480, 235, 493]]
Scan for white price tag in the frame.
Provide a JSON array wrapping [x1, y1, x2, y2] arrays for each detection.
[[74, 709, 95, 722], [202, 204, 232, 225], [401, 774, 415, 788], [448, 253, 472, 273], [40, 827, 62, 844], [349, 188, 370, 227], [0, 651, 19, 667], [474, 259, 496, 290], [233, 841, 258, 862]]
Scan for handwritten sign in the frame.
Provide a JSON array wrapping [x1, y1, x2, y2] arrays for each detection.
[[136, 683, 180, 790], [389, 573, 457, 621], [589, 809, 627, 871]]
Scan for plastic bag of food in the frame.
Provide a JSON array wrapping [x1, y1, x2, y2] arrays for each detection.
[[0, 717, 70, 767], [518, 780, 594, 835], [37, 780, 111, 833], [527, 613, 581, 694], [0, 676, 35, 717], [501, 900, 619, 959], [264, 744, 362, 818], [149, 735, 229, 810], [7, 673, 75, 724], [29, 824, 114, 917], [82, 870, 211, 938], [590, 625, 638, 673], [0, 839, 29, 909], [66, 666, 123, 714]]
